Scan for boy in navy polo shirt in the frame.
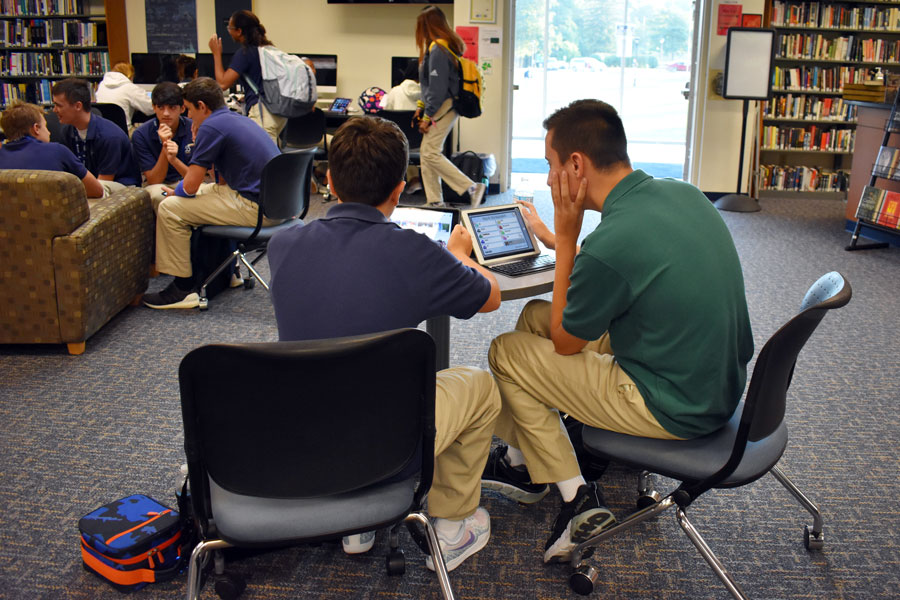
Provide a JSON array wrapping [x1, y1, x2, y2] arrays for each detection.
[[0, 101, 104, 199], [267, 117, 502, 571], [131, 82, 194, 210], [51, 78, 141, 194], [142, 77, 279, 309]]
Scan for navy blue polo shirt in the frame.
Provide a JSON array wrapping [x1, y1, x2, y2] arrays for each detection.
[[0, 135, 87, 178], [189, 107, 278, 203], [229, 46, 262, 112], [131, 115, 194, 182], [60, 114, 141, 186], [267, 202, 491, 341]]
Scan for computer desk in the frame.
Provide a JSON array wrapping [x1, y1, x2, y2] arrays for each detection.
[[424, 266, 555, 371]]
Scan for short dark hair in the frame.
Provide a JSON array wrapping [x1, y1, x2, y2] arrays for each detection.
[[50, 78, 92, 111], [175, 54, 197, 81], [183, 77, 225, 111], [543, 99, 630, 171], [328, 117, 408, 206], [151, 82, 184, 107]]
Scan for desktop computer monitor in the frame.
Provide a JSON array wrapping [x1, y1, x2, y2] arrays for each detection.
[[131, 53, 181, 85], [195, 52, 234, 80], [300, 54, 337, 94], [391, 57, 418, 88]]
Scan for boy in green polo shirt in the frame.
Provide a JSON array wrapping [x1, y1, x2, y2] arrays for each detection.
[[482, 99, 754, 565]]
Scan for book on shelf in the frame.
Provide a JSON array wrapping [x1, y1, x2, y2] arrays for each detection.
[[873, 146, 900, 178], [856, 185, 887, 222], [877, 194, 900, 228]]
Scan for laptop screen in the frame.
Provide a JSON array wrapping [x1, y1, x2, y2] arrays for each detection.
[[390, 206, 457, 248], [466, 206, 537, 260]]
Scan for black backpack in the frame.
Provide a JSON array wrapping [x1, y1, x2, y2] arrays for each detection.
[[442, 151, 485, 205]]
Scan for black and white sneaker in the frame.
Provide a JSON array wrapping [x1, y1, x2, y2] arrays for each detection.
[[142, 280, 200, 309], [543, 482, 616, 564], [481, 444, 550, 504]]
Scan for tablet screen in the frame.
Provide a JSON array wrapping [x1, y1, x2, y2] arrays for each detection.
[[329, 98, 351, 113], [391, 206, 457, 248], [466, 206, 536, 260]]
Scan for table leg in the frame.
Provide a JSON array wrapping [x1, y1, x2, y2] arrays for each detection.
[[425, 315, 450, 371]]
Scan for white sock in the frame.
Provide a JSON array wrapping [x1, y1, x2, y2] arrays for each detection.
[[505, 446, 527, 468], [556, 475, 587, 503], [434, 517, 465, 543]]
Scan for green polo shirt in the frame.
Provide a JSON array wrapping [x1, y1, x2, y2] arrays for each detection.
[[563, 170, 754, 438]]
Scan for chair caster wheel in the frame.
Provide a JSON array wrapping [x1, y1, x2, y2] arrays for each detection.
[[199, 297, 209, 311], [569, 564, 599, 596], [636, 490, 661, 510], [385, 550, 405, 575], [214, 573, 246, 599], [804, 525, 824, 551], [243, 278, 255, 289]]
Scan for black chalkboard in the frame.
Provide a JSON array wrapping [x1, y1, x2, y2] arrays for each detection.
[[146, 0, 198, 53]]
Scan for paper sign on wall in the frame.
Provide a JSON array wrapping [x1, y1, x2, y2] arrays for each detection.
[[479, 26, 502, 59], [718, 2, 743, 35], [457, 26, 479, 61]]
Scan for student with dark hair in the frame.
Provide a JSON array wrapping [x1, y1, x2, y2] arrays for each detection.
[[51, 77, 141, 193], [414, 6, 486, 206], [207, 9, 285, 144], [380, 59, 421, 111], [267, 116, 501, 570], [131, 82, 194, 210], [142, 77, 279, 310], [0, 101, 104, 198], [176, 54, 199, 83], [483, 99, 754, 564]]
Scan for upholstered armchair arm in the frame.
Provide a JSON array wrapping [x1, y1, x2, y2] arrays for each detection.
[[52, 187, 154, 344]]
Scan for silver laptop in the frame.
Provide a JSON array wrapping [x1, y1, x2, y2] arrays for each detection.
[[461, 204, 555, 276]]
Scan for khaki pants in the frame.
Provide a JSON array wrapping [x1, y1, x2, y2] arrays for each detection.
[[155, 182, 280, 278], [430, 366, 501, 520], [420, 98, 474, 205], [100, 180, 126, 195], [248, 101, 287, 147], [144, 182, 178, 212], [488, 300, 680, 484]]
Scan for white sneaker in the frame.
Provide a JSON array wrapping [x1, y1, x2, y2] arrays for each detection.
[[342, 531, 376, 554], [425, 507, 490, 572]]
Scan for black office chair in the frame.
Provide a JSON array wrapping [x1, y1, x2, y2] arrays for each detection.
[[565, 271, 852, 598], [280, 107, 331, 199], [44, 110, 64, 143], [378, 110, 423, 165], [93, 103, 129, 134], [179, 328, 455, 600], [196, 150, 314, 310]]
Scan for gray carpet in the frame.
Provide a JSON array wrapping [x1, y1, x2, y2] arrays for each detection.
[[1, 190, 898, 599]]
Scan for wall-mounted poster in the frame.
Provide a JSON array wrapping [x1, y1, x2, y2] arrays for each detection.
[[742, 14, 763, 27], [717, 2, 743, 35]]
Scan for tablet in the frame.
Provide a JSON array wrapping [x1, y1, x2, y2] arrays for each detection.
[[390, 205, 459, 248], [461, 204, 542, 266], [329, 97, 352, 114]]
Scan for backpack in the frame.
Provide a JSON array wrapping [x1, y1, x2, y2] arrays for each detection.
[[249, 45, 317, 118], [442, 151, 485, 204], [431, 40, 483, 119]]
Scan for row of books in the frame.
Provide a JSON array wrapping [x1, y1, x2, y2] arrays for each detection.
[[0, 19, 106, 47], [856, 185, 900, 228], [872, 145, 900, 180], [0, 80, 51, 107], [759, 164, 849, 192], [762, 125, 855, 152], [777, 33, 900, 63], [0, 0, 85, 16], [763, 94, 858, 121], [1, 49, 109, 77], [771, 2, 900, 31], [773, 64, 872, 92]]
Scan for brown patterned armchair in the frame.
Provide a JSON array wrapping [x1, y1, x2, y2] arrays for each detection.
[[0, 170, 154, 355]]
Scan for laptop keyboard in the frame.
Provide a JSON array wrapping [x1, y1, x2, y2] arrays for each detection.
[[489, 254, 556, 277]]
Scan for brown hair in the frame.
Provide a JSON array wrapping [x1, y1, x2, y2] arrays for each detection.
[[328, 117, 408, 206], [51, 78, 92, 111], [543, 99, 631, 171], [0, 101, 44, 141], [415, 6, 464, 63], [112, 62, 134, 79], [183, 77, 225, 111], [230, 10, 273, 47]]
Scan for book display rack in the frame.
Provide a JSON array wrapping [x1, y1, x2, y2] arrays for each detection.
[[846, 88, 900, 249], [1, 0, 108, 108], [760, 0, 900, 198]]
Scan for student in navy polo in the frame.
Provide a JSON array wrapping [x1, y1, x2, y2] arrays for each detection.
[[142, 77, 279, 310], [0, 101, 104, 199], [50, 77, 141, 194], [131, 82, 194, 211], [266, 117, 501, 570]]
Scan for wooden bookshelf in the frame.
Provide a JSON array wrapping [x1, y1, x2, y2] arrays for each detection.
[[760, 0, 900, 197]]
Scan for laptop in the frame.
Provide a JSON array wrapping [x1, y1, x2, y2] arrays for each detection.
[[390, 205, 459, 249], [461, 204, 556, 277], [328, 97, 352, 114]]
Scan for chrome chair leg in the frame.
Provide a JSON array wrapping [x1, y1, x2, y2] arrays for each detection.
[[239, 253, 270, 290], [405, 512, 456, 600], [769, 464, 824, 550], [676, 508, 748, 600], [186, 539, 231, 600]]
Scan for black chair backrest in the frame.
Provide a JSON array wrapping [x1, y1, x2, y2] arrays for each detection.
[[179, 329, 436, 524], [44, 110, 64, 144], [281, 108, 326, 148], [93, 103, 129, 134], [378, 110, 423, 150], [259, 151, 314, 221]]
